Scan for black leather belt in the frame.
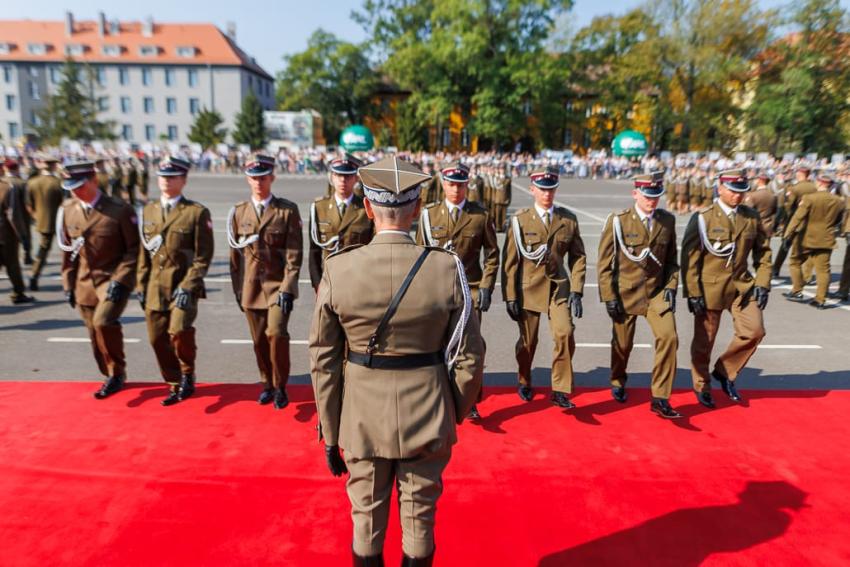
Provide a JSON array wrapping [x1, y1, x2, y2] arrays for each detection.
[[347, 351, 443, 370]]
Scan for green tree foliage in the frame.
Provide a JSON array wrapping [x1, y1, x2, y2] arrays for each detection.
[[232, 92, 267, 150], [395, 100, 427, 151], [188, 108, 228, 149], [277, 30, 379, 144], [34, 58, 115, 145]]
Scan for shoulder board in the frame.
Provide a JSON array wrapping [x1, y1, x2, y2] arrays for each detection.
[[313, 195, 328, 203], [425, 202, 439, 209], [234, 200, 249, 208], [515, 207, 532, 216], [696, 204, 714, 215], [616, 208, 631, 217], [327, 243, 365, 259]]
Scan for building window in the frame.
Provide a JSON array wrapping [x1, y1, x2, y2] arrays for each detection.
[[9, 122, 19, 139], [441, 127, 450, 148], [167, 125, 177, 140], [166, 97, 177, 114], [64, 44, 86, 57], [3, 66, 12, 83], [29, 66, 39, 78], [27, 43, 47, 56], [143, 97, 154, 113], [189, 98, 200, 115], [120, 96, 131, 113], [50, 66, 61, 84], [98, 97, 109, 111], [119, 67, 129, 85], [5, 94, 14, 111], [29, 81, 40, 100], [176, 46, 196, 58], [29, 110, 40, 127], [164, 68, 174, 87], [102, 45, 122, 57], [142, 68, 152, 86], [139, 45, 158, 57], [0, 43, 12, 55], [121, 124, 133, 141], [188, 69, 198, 87], [145, 124, 155, 141], [95, 67, 106, 86], [248, 75, 253, 89]]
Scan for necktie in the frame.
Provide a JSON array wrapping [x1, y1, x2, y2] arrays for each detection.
[[338, 202, 346, 218], [162, 203, 171, 221], [257, 203, 265, 220], [643, 216, 651, 233], [451, 207, 460, 223], [728, 211, 736, 226], [542, 212, 550, 227], [82, 205, 90, 219]]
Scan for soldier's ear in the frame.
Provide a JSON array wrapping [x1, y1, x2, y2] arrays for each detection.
[[363, 198, 375, 220]]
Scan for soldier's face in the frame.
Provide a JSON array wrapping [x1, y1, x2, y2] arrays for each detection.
[[158, 175, 187, 198], [532, 186, 556, 209], [632, 190, 660, 214], [443, 180, 467, 205], [332, 173, 356, 198], [718, 185, 744, 207], [247, 174, 274, 199]]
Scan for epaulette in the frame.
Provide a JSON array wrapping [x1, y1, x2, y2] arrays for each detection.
[[696, 204, 713, 214], [313, 195, 328, 203], [327, 243, 365, 259], [515, 207, 531, 216], [425, 202, 439, 209], [615, 208, 631, 217]]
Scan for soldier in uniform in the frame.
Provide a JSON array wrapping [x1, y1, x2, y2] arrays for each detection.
[[773, 165, 816, 278], [419, 160, 442, 206], [57, 162, 139, 399], [309, 154, 373, 290], [416, 161, 499, 418], [674, 168, 690, 214], [467, 163, 485, 204], [597, 172, 681, 418], [108, 157, 125, 200], [783, 171, 845, 308], [136, 157, 214, 406], [0, 171, 34, 304], [26, 154, 64, 291], [502, 166, 586, 408], [309, 155, 484, 566], [829, 171, 850, 302], [137, 156, 151, 203], [681, 169, 772, 408], [228, 154, 303, 409], [122, 158, 138, 206], [2, 159, 33, 266], [488, 164, 512, 232], [743, 172, 779, 237]]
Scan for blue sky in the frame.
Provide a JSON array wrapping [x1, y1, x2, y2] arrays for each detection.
[[0, 0, 824, 75]]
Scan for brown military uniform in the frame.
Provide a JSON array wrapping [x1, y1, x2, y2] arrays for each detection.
[[598, 207, 679, 399], [121, 161, 138, 205], [309, 232, 484, 559], [137, 197, 214, 385], [419, 174, 442, 205], [774, 180, 817, 276], [229, 196, 303, 389], [26, 171, 64, 280], [744, 187, 779, 237], [835, 182, 850, 298], [0, 179, 28, 300], [467, 173, 485, 204], [784, 190, 845, 303], [60, 194, 139, 377], [308, 194, 373, 289], [488, 174, 512, 231], [681, 203, 772, 391], [502, 206, 587, 393]]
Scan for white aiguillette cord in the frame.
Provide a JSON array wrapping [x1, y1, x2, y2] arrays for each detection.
[[309, 202, 339, 252], [612, 215, 661, 267], [55, 206, 85, 261], [226, 205, 259, 250], [697, 212, 735, 267], [511, 215, 547, 266], [420, 208, 454, 251], [445, 252, 472, 369], [136, 205, 164, 254]]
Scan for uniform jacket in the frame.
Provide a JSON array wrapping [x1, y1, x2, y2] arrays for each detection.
[[229, 195, 304, 309], [681, 203, 772, 311], [26, 173, 63, 233], [785, 191, 844, 250], [308, 193, 373, 289], [0, 176, 29, 245], [597, 207, 678, 316], [487, 175, 512, 206], [309, 232, 485, 459], [501, 206, 587, 313], [60, 194, 139, 306], [137, 197, 214, 311], [419, 175, 442, 205], [785, 180, 816, 216], [467, 175, 485, 203], [415, 200, 500, 301], [743, 188, 779, 237]]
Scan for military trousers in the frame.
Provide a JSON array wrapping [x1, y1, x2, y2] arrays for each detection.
[[778, 238, 812, 281], [515, 295, 576, 394], [791, 248, 832, 303], [491, 204, 508, 232], [837, 244, 850, 296], [145, 303, 198, 385], [690, 293, 766, 392], [610, 292, 678, 399], [31, 231, 54, 278], [345, 445, 451, 559], [244, 304, 291, 389], [0, 240, 26, 299], [78, 297, 128, 377]]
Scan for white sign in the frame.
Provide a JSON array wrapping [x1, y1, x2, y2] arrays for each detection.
[[264, 111, 314, 147]]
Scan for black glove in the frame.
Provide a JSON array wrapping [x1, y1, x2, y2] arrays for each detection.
[[137, 291, 146, 311], [784, 237, 794, 250], [277, 292, 294, 315], [506, 300, 521, 321], [478, 288, 492, 312], [687, 296, 707, 316], [845, 234, 850, 246], [172, 288, 191, 310], [754, 286, 769, 310], [105, 281, 128, 303], [325, 445, 348, 477], [235, 292, 244, 313], [663, 288, 677, 313], [66, 290, 76, 309], [605, 299, 624, 321], [569, 292, 583, 319]]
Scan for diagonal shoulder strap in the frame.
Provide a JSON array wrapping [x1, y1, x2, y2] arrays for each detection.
[[366, 248, 432, 356]]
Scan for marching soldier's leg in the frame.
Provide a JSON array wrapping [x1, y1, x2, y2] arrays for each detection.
[[245, 308, 274, 399], [646, 294, 678, 400], [345, 455, 394, 560], [548, 297, 576, 396], [30, 231, 53, 288], [772, 241, 789, 277], [610, 314, 637, 393], [811, 250, 831, 305], [835, 246, 850, 300], [168, 301, 199, 401], [690, 309, 722, 394], [267, 303, 292, 409], [714, 294, 765, 385], [1, 242, 28, 302], [79, 304, 110, 377], [396, 446, 451, 561], [91, 296, 129, 378], [515, 309, 541, 398], [788, 242, 806, 294], [146, 310, 182, 387]]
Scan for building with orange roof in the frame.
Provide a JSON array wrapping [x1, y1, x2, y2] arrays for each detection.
[[0, 12, 274, 146]]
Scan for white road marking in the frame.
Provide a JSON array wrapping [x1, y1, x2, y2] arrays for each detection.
[[47, 337, 141, 343], [512, 181, 608, 223], [221, 339, 309, 345]]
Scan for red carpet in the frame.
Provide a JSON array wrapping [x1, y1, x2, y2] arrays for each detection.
[[1, 382, 848, 566]]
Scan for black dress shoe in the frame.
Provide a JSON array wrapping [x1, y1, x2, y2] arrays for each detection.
[[161, 389, 181, 406], [177, 374, 195, 401], [468, 405, 481, 419], [258, 388, 274, 405], [611, 386, 627, 403], [651, 398, 682, 419], [551, 392, 576, 409], [518, 385, 533, 402], [24, 255, 33, 266], [828, 291, 849, 302], [401, 551, 434, 567], [93, 374, 126, 399], [695, 390, 715, 408], [712, 370, 742, 402], [352, 550, 384, 567], [29, 277, 38, 292], [808, 299, 827, 310], [273, 388, 289, 410], [783, 291, 804, 301], [11, 294, 35, 304]]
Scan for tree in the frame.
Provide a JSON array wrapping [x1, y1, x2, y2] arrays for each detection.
[[277, 30, 380, 143], [188, 108, 228, 149], [232, 92, 267, 150], [395, 100, 426, 151], [34, 58, 115, 145]]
